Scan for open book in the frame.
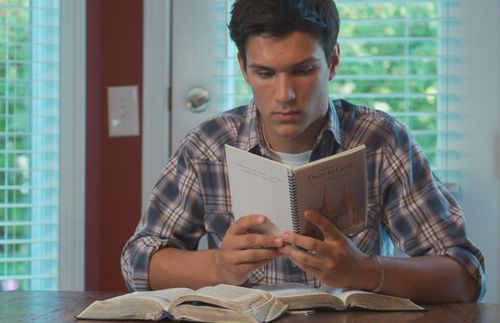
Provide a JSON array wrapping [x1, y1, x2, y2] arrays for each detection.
[[256, 283, 424, 312], [225, 144, 367, 238], [76, 284, 287, 323]]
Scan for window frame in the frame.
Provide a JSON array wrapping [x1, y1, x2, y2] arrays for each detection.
[[58, 0, 85, 291], [0, 0, 85, 291]]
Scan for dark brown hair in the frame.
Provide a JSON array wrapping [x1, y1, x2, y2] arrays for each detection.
[[228, 0, 340, 67]]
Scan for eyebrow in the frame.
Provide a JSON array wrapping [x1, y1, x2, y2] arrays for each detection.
[[247, 57, 321, 70]]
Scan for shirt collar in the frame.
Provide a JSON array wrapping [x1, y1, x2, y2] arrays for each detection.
[[238, 100, 261, 152], [318, 99, 343, 147], [241, 99, 343, 156]]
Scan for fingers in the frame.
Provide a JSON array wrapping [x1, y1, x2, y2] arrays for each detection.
[[218, 215, 281, 277], [215, 215, 283, 284], [275, 210, 369, 289], [229, 232, 280, 250], [215, 247, 278, 285], [229, 248, 281, 265], [281, 230, 322, 254], [279, 232, 341, 283], [304, 209, 344, 241], [228, 214, 266, 235], [279, 243, 324, 269], [216, 215, 284, 285], [227, 214, 281, 249], [278, 230, 327, 275]]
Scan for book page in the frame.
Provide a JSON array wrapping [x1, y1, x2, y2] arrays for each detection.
[[173, 296, 287, 323], [170, 284, 287, 319], [193, 284, 272, 305], [257, 282, 325, 297], [255, 283, 344, 310], [322, 287, 360, 304], [108, 288, 193, 308], [322, 288, 424, 311], [76, 299, 167, 320], [76, 288, 194, 321], [172, 304, 260, 323], [255, 284, 423, 312], [225, 145, 294, 234], [293, 145, 367, 237]]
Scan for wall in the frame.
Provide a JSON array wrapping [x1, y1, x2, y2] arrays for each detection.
[[451, 0, 500, 302], [85, 0, 143, 292]]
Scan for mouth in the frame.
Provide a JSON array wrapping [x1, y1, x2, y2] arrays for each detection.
[[272, 110, 301, 121]]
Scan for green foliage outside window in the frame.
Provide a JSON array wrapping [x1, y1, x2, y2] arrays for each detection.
[[0, 0, 33, 291], [332, 1, 446, 167]]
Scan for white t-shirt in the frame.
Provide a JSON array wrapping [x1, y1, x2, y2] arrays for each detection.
[[271, 149, 312, 166]]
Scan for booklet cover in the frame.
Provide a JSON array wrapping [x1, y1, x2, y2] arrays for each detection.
[[225, 144, 368, 237]]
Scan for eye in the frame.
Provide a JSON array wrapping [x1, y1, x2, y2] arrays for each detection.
[[254, 69, 275, 79], [293, 65, 316, 75]]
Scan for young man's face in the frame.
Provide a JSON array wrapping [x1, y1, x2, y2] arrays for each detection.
[[238, 31, 339, 153]]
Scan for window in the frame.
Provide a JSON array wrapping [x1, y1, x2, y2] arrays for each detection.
[[0, 0, 60, 291], [332, 0, 457, 184], [220, 0, 457, 184]]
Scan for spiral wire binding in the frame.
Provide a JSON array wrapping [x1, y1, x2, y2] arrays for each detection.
[[288, 170, 300, 232]]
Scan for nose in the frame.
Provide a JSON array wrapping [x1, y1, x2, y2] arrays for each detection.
[[275, 73, 296, 104]]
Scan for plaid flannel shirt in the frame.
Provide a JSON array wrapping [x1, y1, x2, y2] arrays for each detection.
[[121, 99, 485, 300]]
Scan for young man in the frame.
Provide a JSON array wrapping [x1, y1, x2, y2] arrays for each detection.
[[121, 0, 485, 303]]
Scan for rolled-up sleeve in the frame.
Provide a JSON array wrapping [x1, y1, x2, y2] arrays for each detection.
[[121, 143, 206, 291], [380, 121, 486, 301]]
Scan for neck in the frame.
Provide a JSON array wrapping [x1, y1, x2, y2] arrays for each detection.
[[262, 116, 326, 154]]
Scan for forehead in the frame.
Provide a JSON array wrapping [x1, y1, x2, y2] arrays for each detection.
[[244, 31, 324, 67]]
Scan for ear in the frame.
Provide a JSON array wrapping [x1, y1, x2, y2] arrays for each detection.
[[328, 43, 340, 81], [237, 52, 249, 83]]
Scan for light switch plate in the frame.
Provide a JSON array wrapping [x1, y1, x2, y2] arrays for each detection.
[[107, 85, 140, 137]]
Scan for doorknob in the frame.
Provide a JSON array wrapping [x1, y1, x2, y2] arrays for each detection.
[[186, 87, 210, 112]]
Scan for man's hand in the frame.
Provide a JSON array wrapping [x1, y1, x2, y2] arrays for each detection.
[[279, 209, 378, 290], [214, 214, 283, 285]]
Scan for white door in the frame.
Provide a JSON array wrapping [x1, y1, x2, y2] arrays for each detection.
[[170, 0, 242, 151], [143, 0, 500, 302], [142, 0, 238, 249], [141, 0, 243, 209]]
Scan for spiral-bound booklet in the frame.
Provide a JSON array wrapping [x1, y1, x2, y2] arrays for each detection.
[[225, 144, 367, 238]]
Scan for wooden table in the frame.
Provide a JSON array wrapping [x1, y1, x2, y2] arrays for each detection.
[[1, 291, 499, 322]]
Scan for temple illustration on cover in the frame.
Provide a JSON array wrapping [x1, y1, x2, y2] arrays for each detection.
[[305, 184, 365, 239]]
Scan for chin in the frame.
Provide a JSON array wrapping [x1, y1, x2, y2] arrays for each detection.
[[275, 129, 304, 140]]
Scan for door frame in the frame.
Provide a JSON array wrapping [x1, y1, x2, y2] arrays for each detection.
[[142, 0, 171, 212]]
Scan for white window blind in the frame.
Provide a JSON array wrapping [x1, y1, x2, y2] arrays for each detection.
[[0, 0, 60, 291], [333, 0, 458, 186], [217, 0, 458, 187]]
